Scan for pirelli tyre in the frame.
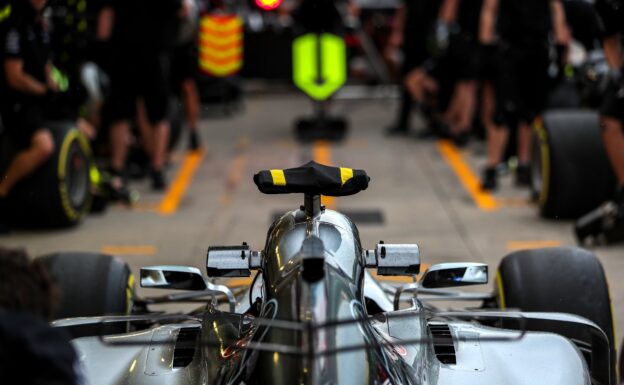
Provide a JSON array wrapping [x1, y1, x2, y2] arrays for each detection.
[[4, 122, 93, 227], [495, 247, 616, 384], [38, 252, 135, 337], [532, 110, 615, 219]]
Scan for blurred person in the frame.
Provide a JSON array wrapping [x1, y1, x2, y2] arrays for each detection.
[[440, 0, 482, 146], [390, 0, 445, 137], [0, 247, 83, 385], [479, 0, 569, 190], [0, 0, 58, 199], [171, 0, 201, 151], [99, 0, 189, 191], [384, 2, 413, 136], [594, 0, 624, 209]]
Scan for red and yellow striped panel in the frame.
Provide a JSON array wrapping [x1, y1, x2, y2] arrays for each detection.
[[198, 14, 244, 77]]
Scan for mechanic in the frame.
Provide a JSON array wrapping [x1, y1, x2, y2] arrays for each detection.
[[388, 0, 448, 138], [0, 247, 83, 385], [99, 0, 189, 190], [385, 2, 412, 136], [438, 0, 482, 146], [479, 0, 569, 190], [171, 0, 201, 152], [0, 0, 58, 199], [594, 0, 624, 212]]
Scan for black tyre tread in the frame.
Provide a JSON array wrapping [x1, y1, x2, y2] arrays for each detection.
[[497, 247, 615, 382], [534, 110, 615, 219], [39, 252, 132, 319]]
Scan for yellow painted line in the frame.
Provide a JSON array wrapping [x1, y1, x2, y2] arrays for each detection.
[[158, 150, 204, 216], [101, 245, 158, 255], [312, 140, 336, 210], [506, 240, 562, 251], [437, 140, 499, 212], [368, 263, 430, 283]]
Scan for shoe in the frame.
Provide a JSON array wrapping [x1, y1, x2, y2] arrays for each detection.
[[385, 124, 409, 137], [151, 169, 167, 191], [453, 131, 470, 148], [481, 167, 498, 191], [189, 131, 201, 151], [515, 164, 531, 187], [419, 121, 451, 140]]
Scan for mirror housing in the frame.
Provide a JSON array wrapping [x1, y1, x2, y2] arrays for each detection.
[[140, 266, 207, 290], [206, 244, 262, 277], [364, 243, 420, 276], [420, 263, 488, 289]]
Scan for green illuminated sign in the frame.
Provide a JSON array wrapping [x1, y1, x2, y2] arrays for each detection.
[[0, 5, 12, 23], [292, 33, 346, 101]]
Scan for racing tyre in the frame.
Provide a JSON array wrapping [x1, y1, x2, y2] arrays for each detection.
[[4, 122, 93, 227], [496, 247, 615, 383], [38, 252, 135, 337], [532, 110, 615, 219]]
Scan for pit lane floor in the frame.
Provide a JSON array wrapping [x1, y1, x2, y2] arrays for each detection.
[[2, 93, 624, 348]]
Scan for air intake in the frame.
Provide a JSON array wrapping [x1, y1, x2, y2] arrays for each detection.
[[429, 323, 456, 365], [173, 327, 200, 368]]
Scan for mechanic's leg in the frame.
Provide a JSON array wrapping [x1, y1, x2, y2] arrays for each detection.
[[516, 121, 532, 164], [514, 121, 533, 186], [482, 83, 507, 168], [481, 83, 508, 190], [109, 120, 131, 173], [447, 80, 476, 144], [0, 129, 54, 197], [387, 87, 413, 135], [601, 117, 624, 186], [149, 119, 170, 190], [181, 79, 200, 137], [136, 99, 154, 157], [151, 120, 170, 172]]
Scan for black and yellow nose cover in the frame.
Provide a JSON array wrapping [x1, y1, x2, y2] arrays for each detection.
[[254, 161, 370, 197]]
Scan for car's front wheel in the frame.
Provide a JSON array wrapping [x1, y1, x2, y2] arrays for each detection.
[[38, 252, 134, 337], [496, 247, 615, 383]]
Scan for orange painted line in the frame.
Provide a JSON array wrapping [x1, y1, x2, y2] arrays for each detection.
[[506, 240, 562, 251], [158, 151, 204, 216], [101, 245, 157, 256], [312, 140, 336, 210], [437, 140, 499, 212]]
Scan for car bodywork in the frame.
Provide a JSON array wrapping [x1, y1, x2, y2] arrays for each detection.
[[55, 165, 611, 385]]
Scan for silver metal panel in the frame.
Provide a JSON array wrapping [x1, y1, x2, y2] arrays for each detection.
[[437, 323, 590, 385]]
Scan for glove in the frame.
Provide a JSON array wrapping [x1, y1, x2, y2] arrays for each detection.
[[428, 21, 457, 58]]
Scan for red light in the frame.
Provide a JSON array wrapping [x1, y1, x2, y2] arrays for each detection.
[[255, 0, 282, 11]]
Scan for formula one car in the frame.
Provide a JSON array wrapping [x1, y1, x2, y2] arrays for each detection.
[[46, 162, 615, 384]]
